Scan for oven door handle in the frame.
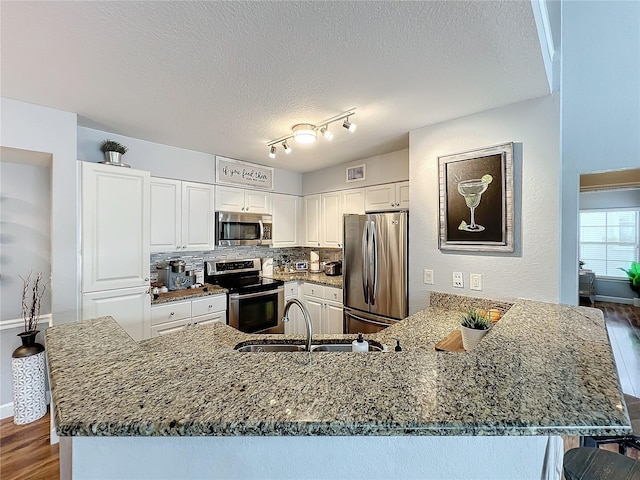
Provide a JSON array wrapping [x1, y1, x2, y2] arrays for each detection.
[[229, 287, 283, 300]]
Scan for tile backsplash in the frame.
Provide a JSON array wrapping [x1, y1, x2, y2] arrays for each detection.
[[150, 246, 342, 281]]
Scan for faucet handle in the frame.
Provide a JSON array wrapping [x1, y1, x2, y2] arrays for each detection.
[[282, 315, 290, 323]]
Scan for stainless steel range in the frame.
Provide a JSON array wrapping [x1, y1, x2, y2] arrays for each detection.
[[205, 258, 284, 334]]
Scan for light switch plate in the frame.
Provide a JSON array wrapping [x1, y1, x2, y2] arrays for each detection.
[[452, 272, 464, 288], [423, 269, 434, 285], [470, 273, 483, 291]]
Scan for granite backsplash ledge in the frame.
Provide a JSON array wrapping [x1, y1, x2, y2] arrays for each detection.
[[150, 246, 342, 281]]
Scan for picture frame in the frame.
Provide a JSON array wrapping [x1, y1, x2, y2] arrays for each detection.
[[438, 142, 514, 252], [215, 156, 274, 190], [346, 164, 366, 183]]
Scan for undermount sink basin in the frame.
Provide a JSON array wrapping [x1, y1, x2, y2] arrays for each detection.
[[234, 341, 385, 353], [235, 344, 305, 353], [310, 343, 383, 352]]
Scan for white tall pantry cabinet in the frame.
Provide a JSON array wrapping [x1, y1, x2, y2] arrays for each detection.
[[81, 162, 151, 341]]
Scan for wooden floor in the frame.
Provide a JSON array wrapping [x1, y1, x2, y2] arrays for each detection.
[[0, 302, 638, 480]]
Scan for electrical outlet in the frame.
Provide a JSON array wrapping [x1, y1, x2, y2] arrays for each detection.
[[423, 269, 434, 285], [452, 272, 464, 288], [470, 273, 483, 291]]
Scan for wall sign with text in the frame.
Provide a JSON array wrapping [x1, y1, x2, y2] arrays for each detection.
[[215, 156, 274, 190]]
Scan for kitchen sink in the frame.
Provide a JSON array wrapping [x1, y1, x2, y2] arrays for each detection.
[[311, 343, 384, 352], [235, 344, 306, 352], [234, 341, 385, 353]]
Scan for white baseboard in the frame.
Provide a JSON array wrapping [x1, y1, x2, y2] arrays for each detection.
[[0, 402, 14, 420], [595, 295, 633, 305], [1, 390, 51, 420]]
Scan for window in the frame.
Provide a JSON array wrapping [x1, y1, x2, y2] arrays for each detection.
[[579, 208, 639, 278]]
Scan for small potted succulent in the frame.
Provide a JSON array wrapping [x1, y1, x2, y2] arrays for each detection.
[[460, 309, 491, 351], [619, 261, 640, 307], [100, 139, 130, 167]]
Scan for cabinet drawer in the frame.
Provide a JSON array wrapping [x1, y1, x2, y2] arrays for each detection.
[[324, 287, 342, 302], [303, 283, 325, 299], [284, 282, 299, 298], [150, 317, 192, 337], [151, 301, 191, 325], [191, 295, 227, 317], [192, 311, 226, 327]]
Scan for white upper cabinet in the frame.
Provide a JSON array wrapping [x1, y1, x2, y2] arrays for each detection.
[[341, 188, 365, 215], [82, 162, 150, 292], [304, 194, 322, 247], [272, 193, 301, 247], [215, 185, 271, 214], [364, 181, 409, 212], [321, 191, 342, 248], [150, 178, 213, 252]]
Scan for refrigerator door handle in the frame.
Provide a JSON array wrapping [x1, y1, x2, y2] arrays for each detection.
[[345, 311, 392, 328], [371, 220, 378, 305], [361, 221, 369, 303]]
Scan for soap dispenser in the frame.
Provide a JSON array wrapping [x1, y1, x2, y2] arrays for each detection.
[[352, 333, 369, 352]]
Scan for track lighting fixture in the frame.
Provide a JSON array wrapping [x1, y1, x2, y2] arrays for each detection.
[[320, 126, 333, 140], [266, 110, 356, 158], [343, 117, 356, 133]]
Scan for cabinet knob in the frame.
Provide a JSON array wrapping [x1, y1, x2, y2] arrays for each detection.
[[145, 278, 149, 282], [170, 312, 175, 316], [182, 245, 186, 249], [245, 207, 249, 211], [176, 246, 181, 250], [208, 304, 213, 309]]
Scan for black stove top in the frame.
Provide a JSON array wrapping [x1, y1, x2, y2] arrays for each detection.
[[210, 274, 283, 294]]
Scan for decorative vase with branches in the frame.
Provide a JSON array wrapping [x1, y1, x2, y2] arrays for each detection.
[[20, 271, 47, 335]]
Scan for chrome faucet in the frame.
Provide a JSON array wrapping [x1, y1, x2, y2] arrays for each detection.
[[282, 298, 313, 352]]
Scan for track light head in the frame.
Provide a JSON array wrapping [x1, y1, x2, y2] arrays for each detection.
[[343, 118, 356, 133], [269, 145, 277, 158], [320, 126, 333, 140], [282, 141, 292, 154]]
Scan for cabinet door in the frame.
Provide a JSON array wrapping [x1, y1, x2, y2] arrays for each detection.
[[150, 317, 192, 337], [215, 185, 245, 212], [272, 194, 300, 247], [364, 184, 395, 212], [82, 286, 151, 341], [396, 181, 409, 209], [82, 162, 150, 292], [151, 300, 192, 325], [304, 296, 324, 335], [342, 188, 365, 215], [284, 297, 304, 335], [304, 194, 322, 247], [322, 192, 342, 248], [150, 178, 182, 252], [324, 302, 344, 335], [191, 295, 227, 317], [181, 182, 214, 251], [191, 311, 226, 328], [245, 190, 271, 213]]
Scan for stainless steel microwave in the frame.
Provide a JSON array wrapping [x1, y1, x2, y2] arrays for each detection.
[[215, 211, 273, 246]]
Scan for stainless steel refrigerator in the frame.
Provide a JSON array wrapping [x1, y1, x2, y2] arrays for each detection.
[[343, 211, 408, 333]]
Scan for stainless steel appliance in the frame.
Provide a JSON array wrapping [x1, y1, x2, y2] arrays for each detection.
[[205, 258, 284, 334], [343, 211, 408, 333], [215, 211, 272, 247], [324, 261, 342, 276], [157, 263, 195, 291]]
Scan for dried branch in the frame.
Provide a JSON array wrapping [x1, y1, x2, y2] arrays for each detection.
[[19, 271, 48, 332]]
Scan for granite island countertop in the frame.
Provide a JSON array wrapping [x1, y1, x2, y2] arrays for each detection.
[[45, 292, 631, 438]]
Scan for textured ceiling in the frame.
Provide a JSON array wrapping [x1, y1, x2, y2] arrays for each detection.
[[1, 1, 549, 172]]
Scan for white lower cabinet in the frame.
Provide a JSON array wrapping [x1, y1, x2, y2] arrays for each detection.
[[150, 294, 227, 337], [284, 282, 305, 335], [82, 286, 151, 342], [302, 283, 343, 335]]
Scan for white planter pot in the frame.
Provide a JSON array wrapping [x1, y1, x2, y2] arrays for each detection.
[[460, 325, 489, 351]]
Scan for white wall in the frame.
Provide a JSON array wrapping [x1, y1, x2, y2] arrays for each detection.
[[559, 0, 640, 304], [78, 127, 302, 195], [408, 94, 560, 313], [580, 188, 640, 210], [0, 98, 79, 325], [302, 149, 408, 195]]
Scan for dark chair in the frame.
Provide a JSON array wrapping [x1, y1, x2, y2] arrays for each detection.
[[580, 394, 640, 455], [563, 447, 640, 480]]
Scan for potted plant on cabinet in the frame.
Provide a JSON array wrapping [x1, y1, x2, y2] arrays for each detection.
[[619, 261, 640, 307], [460, 309, 491, 351], [100, 139, 130, 167], [11, 272, 48, 425]]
